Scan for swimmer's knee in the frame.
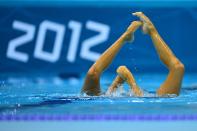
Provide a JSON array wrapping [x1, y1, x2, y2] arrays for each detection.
[[175, 62, 185, 74], [87, 67, 99, 78], [116, 66, 132, 80], [116, 66, 128, 74], [171, 60, 185, 74]]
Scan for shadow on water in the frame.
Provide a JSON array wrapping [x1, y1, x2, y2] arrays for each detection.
[[0, 97, 96, 112]]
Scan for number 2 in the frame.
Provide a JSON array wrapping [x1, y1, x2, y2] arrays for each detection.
[[7, 21, 35, 62]]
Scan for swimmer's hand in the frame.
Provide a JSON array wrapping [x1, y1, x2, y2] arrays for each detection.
[[132, 12, 157, 35], [124, 21, 142, 42]]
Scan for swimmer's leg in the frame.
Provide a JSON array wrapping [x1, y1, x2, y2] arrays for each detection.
[[81, 21, 142, 96], [133, 12, 185, 96], [106, 74, 125, 95], [106, 66, 143, 96]]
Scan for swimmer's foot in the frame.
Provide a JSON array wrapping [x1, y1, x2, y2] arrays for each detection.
[[117, 66, 143, 96], [124, 21, 142, 42], [132, 12, 156, 35]]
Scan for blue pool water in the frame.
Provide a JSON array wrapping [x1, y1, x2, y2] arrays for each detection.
[[0, 73, 197, 117]]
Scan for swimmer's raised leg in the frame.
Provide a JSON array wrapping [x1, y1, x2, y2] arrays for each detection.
[[81, 21, 142, 96], [133, 12, 185, 96], [106, 66, 143, 96]]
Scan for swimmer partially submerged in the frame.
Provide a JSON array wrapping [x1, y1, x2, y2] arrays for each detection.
[[81, 12, 185, 97]]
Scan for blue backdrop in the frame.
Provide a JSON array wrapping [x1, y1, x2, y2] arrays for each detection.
[[0, 7, 196, 74]]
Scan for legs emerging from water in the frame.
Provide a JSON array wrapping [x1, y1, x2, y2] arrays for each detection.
[[107, 12, 185, 96], [81, 21, 142, 96], [82, 12, 185, 96], [133, 12, 185, 96], [106, 66, 143, 96]]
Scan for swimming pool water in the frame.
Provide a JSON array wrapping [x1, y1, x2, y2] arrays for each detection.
[[0, 73, 197, 118]]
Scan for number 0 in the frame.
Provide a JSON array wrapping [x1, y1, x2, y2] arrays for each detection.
[[34, 20, 65, 62]]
